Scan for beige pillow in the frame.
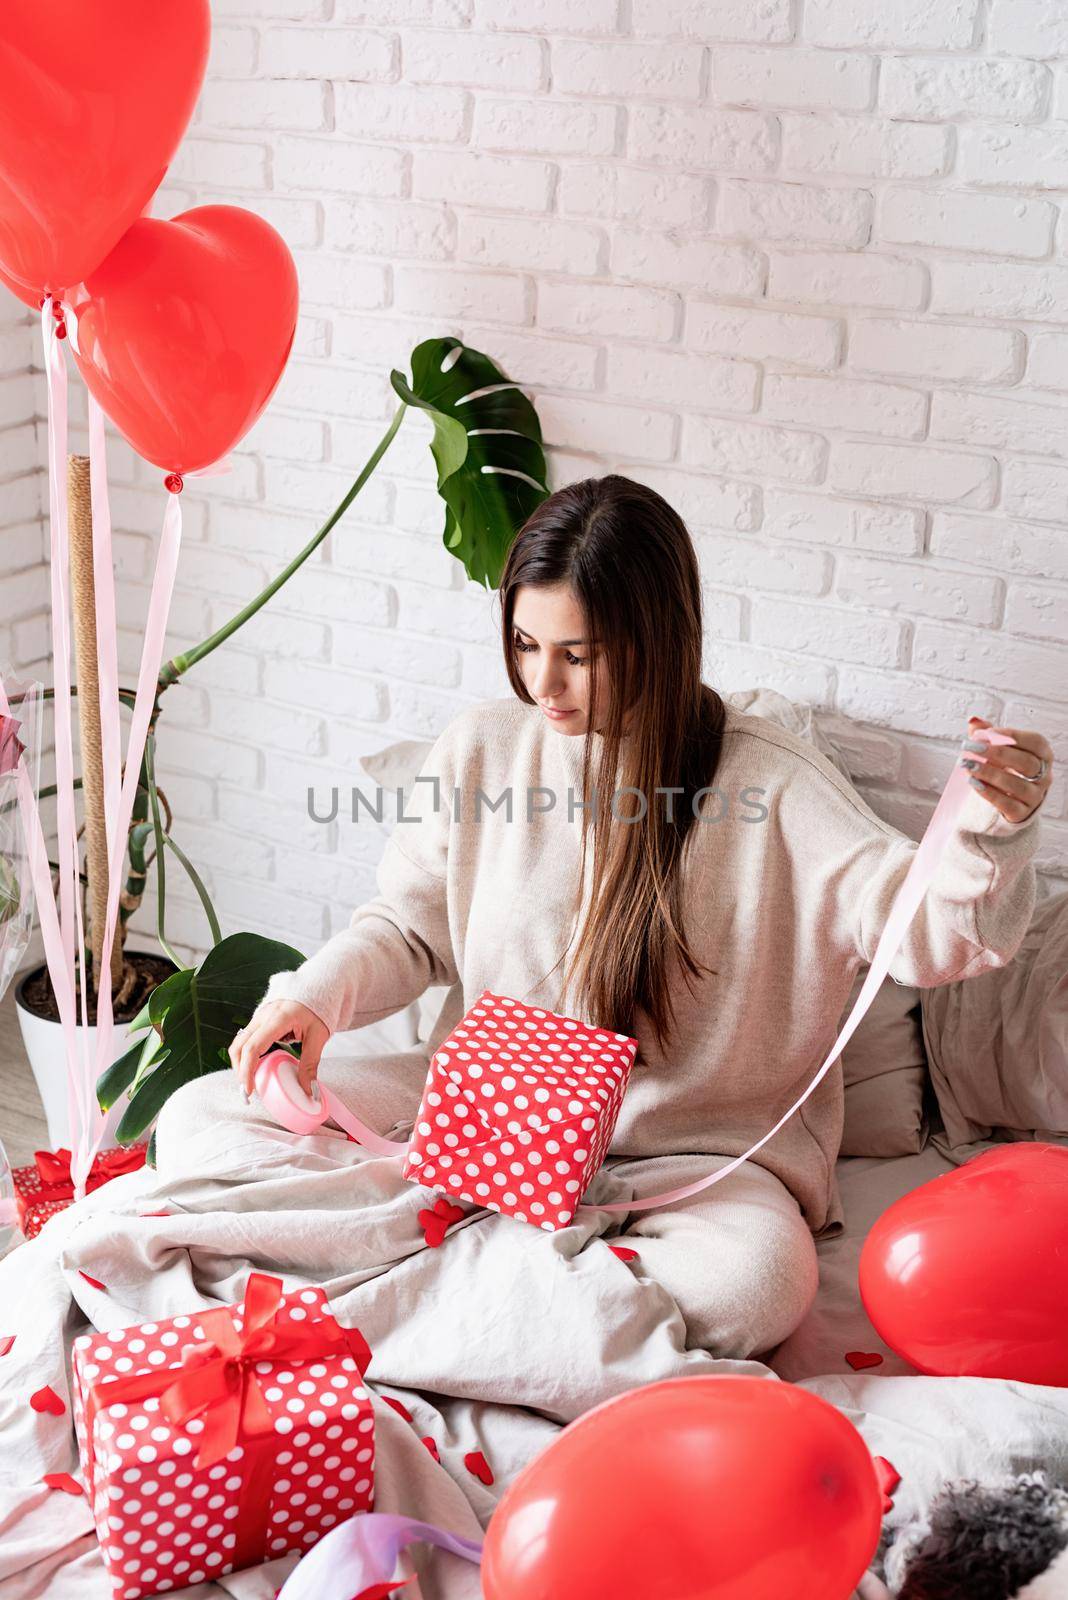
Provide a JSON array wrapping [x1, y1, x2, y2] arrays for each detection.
[[837, 970, 929, 1157], [920, 887, 1068, 1163], [724, 690, 930, 1158]]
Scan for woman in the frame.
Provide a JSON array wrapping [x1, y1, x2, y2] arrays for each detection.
[[163, 474, 1054, 1361]]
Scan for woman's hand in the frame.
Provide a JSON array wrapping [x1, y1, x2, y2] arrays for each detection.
[[228, 999, 331, 1099], [961, 715, 1054, 825]]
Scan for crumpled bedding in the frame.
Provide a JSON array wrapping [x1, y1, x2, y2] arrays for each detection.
[[1, 1066, 1067, 1600], [919, 886, 1068, 1165]]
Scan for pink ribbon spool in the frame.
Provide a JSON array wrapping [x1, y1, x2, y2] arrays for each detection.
[[254, 1051, 408, 1157]]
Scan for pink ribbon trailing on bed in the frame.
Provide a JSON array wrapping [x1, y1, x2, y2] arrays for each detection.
[[258, 725, 1014, 1221], [590, 723, 1015, 1216], [274, 1511, 483, 1600]]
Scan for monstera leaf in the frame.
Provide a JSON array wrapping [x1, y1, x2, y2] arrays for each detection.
[[97, 931, 306, 1156], [391, 337, 549, 590]]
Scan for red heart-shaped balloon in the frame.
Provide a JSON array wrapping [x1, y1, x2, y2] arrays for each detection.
[[0, 1, 209, 296], [860, 1143, 1068, 1384], [0, 257, 42, 312], [70, 206, 298, 474]]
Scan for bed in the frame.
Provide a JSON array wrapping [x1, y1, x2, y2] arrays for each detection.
[[0, 992, 1066, 1600], [1, 692, 1065, 1599]]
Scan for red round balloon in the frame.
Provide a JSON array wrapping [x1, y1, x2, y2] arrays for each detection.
[[860, 1143, 1068, 1384], [69, 206, 299, 475], [482, 1376, 882, 1600], [0, 1, 209, 297]]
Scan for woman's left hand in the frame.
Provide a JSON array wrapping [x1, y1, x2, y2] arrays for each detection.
[[961, 714, 1054, 824]]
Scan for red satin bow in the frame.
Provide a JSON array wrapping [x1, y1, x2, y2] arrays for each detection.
[[33, 1142, 146, 1196], [160, 1274, 334, 1467], [83, 1273, 371, 1472]]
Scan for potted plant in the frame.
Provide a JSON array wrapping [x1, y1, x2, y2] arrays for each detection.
[[7, 337, 548, 1165]]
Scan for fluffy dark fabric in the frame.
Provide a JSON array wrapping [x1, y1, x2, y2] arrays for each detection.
[[894, 1473, 1068, 1600]]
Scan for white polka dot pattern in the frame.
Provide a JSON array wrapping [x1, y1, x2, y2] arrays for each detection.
[[69, 1283, 374, 1599], [401, 989, 639, 1231]]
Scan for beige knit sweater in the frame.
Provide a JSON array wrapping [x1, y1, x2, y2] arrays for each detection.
[[262, 696, 1041, 1238]]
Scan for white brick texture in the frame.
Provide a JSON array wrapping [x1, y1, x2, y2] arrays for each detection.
[[6, 0, 1067, 978]]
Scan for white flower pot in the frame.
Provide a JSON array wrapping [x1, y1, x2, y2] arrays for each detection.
[[14, 954, 160, 1153]]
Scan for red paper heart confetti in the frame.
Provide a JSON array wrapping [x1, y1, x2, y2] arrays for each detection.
[[30, 1385, 66, 1416], [353, 1581, 412, 1600], [79, 1271, 106, 1291], [421, 1436, 440, 1463], [383, 1394, 415, 1425], [0, 1336, 15, 1357], [43, 1472, 84, 1495], [418, 1196, 466, 1248], [845, 1351, 884, 1371], [464, 1450, 494, 1486], [418, 1209, 449, 1248], [139, 1211, 171, 1219], [609, 1245, 639, 1263]]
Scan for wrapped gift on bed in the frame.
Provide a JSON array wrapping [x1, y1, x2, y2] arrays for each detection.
[[71, 1271, 374, 1600], [402, 989, 640, 1231], [13, 1143, 148, 1239]]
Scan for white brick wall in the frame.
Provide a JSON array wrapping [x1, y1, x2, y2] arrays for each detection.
[[1, 302, 52, 974], [5, 0, 1068, 975]]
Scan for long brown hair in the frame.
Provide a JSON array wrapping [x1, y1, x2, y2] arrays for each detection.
[[499, 474, 727, 1053]]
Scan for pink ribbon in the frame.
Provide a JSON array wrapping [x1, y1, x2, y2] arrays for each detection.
[[275, 1511, 482, 1600], [43, 297, 92, 1176], [256, 727, 1014, 1223], [255, 1052, 409, 1156], [580, 724, 1015, 1217], [6, 298, 188, 1194], [83, 396, 184, 1191]]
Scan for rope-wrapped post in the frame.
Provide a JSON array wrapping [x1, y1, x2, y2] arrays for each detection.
[[67, 452, 122, 1004]]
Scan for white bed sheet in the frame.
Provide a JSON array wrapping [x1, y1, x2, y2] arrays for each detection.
[[1, 1026, 1065, 1600]]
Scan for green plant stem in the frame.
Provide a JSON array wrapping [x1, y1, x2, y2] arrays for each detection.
[[163, 832, 221, 949], [5, 402, 408, 969], [159, 402, 408, 686], [143, 732, 182, 971]]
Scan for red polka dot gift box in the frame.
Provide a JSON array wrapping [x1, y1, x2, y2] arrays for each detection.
[[402, 989, 640, 1231], [70, 1271, 374, 1600], [13, 1143, 148, 1239]]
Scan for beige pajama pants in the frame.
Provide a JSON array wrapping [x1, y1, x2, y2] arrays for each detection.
[[154, 1046, 821, 1362]]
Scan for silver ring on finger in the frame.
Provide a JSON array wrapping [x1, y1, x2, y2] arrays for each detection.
[[1019, 756, 1049, 784]]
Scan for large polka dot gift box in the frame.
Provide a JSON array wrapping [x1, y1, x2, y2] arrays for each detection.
[[70, 1272, 374, 1600], [402, 989, 640, 1231]]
